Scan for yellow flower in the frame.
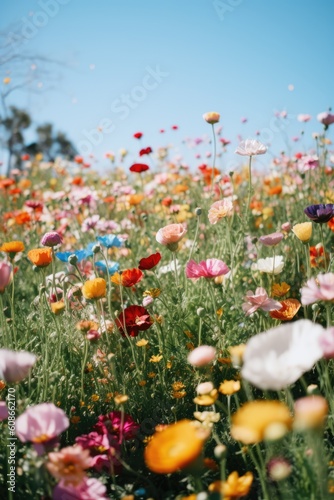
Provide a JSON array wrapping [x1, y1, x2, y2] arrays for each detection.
[[172, 381, 185, 391], [292, 222, 312, 242], [219, 380, 241, 395], [0, 241, 25, 254], [91, 394, 99, 402], [114, 394, 128, 404], [262, 207, 274, 219], [229, 344, 246, 368], [3, 77, 11, 85], [271, 282, 291, 297], [50, 301, 65, 315], [209, 471, 253, 499], [144, 420, 209, 474], [82, 278, 106, 300], [143, 288, 161, 298], [136, 339, 149, 347], [172, 391, 187, 399], [193, 389, 218, 406], [231, 400, 292, 444], [149, 354, 163, 363]]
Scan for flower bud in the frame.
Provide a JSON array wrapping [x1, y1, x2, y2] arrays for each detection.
[[214, 444, 227, 460], [92, 244, 101, 254], [68, 254, 78, 265]]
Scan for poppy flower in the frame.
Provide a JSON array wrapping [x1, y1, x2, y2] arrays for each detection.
[[304, 204, 334, 223], [138, 252, 161, 270], [97, 235, 123, 248], [25, 200, 44, 211], [111, 268, 143, 287], [27, 248, 52, 267], [209, 471, 253, 498], [116, 305, 152, 337], [129, 163, 149, 173], [82, 278, 106, 300], [133, 132, 143, 139], [269, 299, 301, 321], [139, 147, 152, 156], [0, 241, 25, 255], [0, 262, 13, 293]]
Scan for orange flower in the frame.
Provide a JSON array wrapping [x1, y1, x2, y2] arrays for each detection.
[[269, 299, 301, 321], [27, 248, 52, 267], [309, 244, 328, 268], [328, 218, 334, 232], [111, 268, 143, 287], [0, 241, 25, 255], [82, 278, 106, 300], [267, 185, 282, 195], [144, 419, 208, 474], [271, 282, 290, 297], [0, 178, 15, 190], [209, 471, 253, 499], [219, 380, 241, 395], [172, 184, 189, 194], [128, 194, 144, 206], [15, 211, 31, 225], [71, 177, 84, 186]]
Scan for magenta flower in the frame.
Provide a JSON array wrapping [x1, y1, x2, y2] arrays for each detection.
[[319, 328, 334, 359], [0, 349, 36, 383], [53, 477, 108, 500], [16, 403, 69, 454], [40, 231, 63, 247], [186, 259, 230, 282], [75, 431, 121, 473], [301, 273, 334, 305], [94, 410, 139, 442], [259, 232, 284, 247], [0, 261, 13, 293], [0, 402, 8, 421], [242, 287, 282, 316]]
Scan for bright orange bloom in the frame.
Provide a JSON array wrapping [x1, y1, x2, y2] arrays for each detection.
[[103, 196, 115, 204], [328, 218, 334, 232], [271, 282, 291, 297], [15, 211, 31, 225], [0, 178, 15, 190], [270, 299, 301, 321], [309, 245, 328, 268], [128, 194, 144, 206], [0, 241, 25, 254], [71, 177, 84, 186], [267, 185, 283, 196], [111, 268, 143, 287], [27, 248, 52, 267], [209, 471, 253, 499]]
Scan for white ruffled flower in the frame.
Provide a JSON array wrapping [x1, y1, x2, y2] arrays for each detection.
[[241, 320, 324, 390], [251, 256, 284, 275], [235, 139, 267, 156]]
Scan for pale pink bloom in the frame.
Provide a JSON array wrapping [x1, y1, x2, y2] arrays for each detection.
[[16, 403, 69, 454], [235, 139, 267, 156], [156, 223, 187, 247], [142, 296, 153, 307], [47, 445, 92, 485], [242, 287, 282, 316], [0, 262, 13, 293], [317, 112, 334, 126], [0, 349, 36, 383], [203, 111, 220, 124], [208, 198, 233, 224], [281, 222, 291, 233], [196, 381, 214, 395], [297, 114, 312, 122], [298, 155, 319, 173], [186, 259, 229, 281], [319, 328, 334, 359], [301, 273, 334, 305], [53, 477, 108, 500], [0, 402, 8, 421], [187, 345, 216, 367], [294, 396, 328, 430], [259, 232, 284, 246]]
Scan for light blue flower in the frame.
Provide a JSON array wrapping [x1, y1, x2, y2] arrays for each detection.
[[97, 235, 123, 249], [95, 260, 119, 276]]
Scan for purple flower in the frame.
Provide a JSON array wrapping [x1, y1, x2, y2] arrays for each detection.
[[41, 231, 63, 247], [317, 111, 334, 127], [304, 204, 334, 223], [0, 349, 36, 383], [259, 232, 284, 247]]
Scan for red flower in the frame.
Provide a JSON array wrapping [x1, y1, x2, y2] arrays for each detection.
[[159, 129, 165, 133], [21, 154, 30, 161], [129, 163, 149, 173], [116, 305, 152, 337], [138, 252, 162, 270], [139, 147, 153, 156], [74, 155, 84, 164], [295, 152, 303, 159], [133, 132, 143, 139], [171, 125, 178, 130], [111, 268, 143, 287], [161, 197, 173, 207], [25, 200, 44, 211]]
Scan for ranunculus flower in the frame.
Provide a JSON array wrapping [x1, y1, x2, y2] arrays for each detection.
[[208, 198, 233, 224], [292, 222, 312, 242], [187, 345, 216, 367], [156, 223, 187, 250], [241, 320, 324, 390], [235, 139, 267, 156], [186, 259, 230, 281], [16, 403, 69, 454], [251, 256, 284, 274], [0, 261, 13, 293], [40, 231, 63, 247], [138, 252, 161, 270], [304, 204, 334, 223], [259, 232, 283, 246], [242, 288, 282, 316], [129, 163, 149, 173], [301, 272, 334, 305], [203, 112, 220, 124], [0, 349, 36, 383], [116, 305, 152, 337]]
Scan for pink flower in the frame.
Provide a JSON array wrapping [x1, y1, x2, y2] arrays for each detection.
[[235, 139, 267, 156], [0, 349, 36, 383], [53, 477, 108, 500], [203, 112, 220, 124], [186, 259, 230, 282], [281, 222, 291, 233], [319, 328, 334, 359], [0, 261, 13, 293], [208, 198, 233, 224], [242, 287, 282, 316], [142, 296, 153, 307], [259, 232, 284, 246], [301, 273, 334, 305], [40, 231, 63, 247], [317, 112, 334, 126], [0, 402, 8, 421], [297, 114, 312, 122], [16, 403, 69, 454], [156, 223, 187, 250], [46, 445, 91, 485], [187, 345, 216, 367]]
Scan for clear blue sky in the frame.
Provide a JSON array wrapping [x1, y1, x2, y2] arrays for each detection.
[[1, 0, 334, 172]]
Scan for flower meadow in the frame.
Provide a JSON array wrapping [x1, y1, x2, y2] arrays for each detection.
[[0, 111, 334, 500]]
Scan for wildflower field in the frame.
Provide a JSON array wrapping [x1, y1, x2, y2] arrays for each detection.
[[0, 111, 334, 500]]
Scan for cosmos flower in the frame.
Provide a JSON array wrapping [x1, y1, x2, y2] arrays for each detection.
[[301, 273, 334, 305], [235, 139, 267, 156], [317, 111, 334, 127], [242, 288, 282, 316], [46, 445, 91, 485]]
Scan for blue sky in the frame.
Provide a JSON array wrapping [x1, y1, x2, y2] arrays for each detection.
[[1, 0, 334, 172]]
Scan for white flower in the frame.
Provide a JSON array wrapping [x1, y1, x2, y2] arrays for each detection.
[[235, 139, 267, 156], [158, 259, 181, 276], [251, 256, 284, 274], [241, 320, 324, 390]]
